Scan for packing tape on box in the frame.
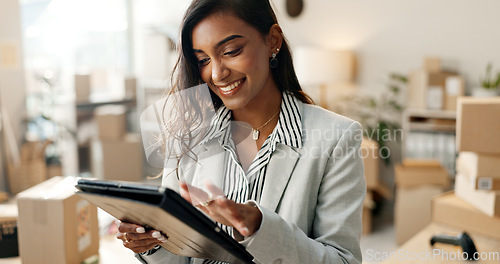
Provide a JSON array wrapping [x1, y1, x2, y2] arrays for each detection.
[[38, 177, 78, 200]]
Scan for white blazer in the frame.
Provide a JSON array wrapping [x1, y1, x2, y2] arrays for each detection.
[[139, 102, 366, 264]]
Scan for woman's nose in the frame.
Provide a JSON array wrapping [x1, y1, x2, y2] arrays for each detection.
[[211, 59, 230, 82]]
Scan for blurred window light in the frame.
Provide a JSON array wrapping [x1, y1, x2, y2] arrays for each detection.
[[21, 0, 131, 96]]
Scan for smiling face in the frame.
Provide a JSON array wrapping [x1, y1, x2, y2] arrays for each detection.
[[191, 12, 281, 112]]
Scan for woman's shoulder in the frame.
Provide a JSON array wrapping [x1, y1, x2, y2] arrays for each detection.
[[301, 103, 362, 131]]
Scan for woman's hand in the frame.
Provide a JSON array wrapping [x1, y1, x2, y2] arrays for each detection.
[[116, 221, 168, 254], [179, 181, 262, 238]]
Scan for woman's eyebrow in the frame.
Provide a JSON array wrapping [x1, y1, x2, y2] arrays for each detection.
[[193, 34, 243, 53]]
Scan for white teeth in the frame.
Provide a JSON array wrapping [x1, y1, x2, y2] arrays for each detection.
[[219, 80, 242, 92]]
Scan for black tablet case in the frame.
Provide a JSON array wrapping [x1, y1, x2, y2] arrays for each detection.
[[75, 179, 254, 264]]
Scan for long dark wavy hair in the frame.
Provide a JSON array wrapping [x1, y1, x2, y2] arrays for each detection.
[[161, 0, 313, 178]]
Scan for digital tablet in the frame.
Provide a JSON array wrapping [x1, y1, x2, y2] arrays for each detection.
[[75, 178, 255, 264]]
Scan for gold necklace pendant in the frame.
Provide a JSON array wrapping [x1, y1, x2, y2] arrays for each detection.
[[234, 109, 280, 141], [252, 129, 260, 140]]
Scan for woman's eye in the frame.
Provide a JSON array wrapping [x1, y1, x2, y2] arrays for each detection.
[[197, 58, 210, 66], [223, 48, 242, 56]]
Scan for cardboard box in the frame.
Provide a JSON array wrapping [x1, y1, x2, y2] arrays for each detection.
[[401, 158, 442, 167], [423, 57, 441, 72], [125, 77, 137, 98], [472, 177, 500, 191], [7, 160, 48, 195], [457, 152, 500, 191], [395, 159, 450, 188], [94, 105, 127, 140], [0, 203, 19, 258], [75, 74, 91, 102], [444, 76, 465, 111], [457, 97, 500, 155], [91, 134, 143, 182], [0, 191, 8, 203], [426, 85, 443, 110], [362, 191, 374, 235], [361, 138, 379, 190], [394, 185, 444, 245], [7, 140, 50, 194], [455, 173, 500, 217], [408, 70, 458, 110], [17, 177, 99, 264], [432, 192, 500, 239], [48, 164, 64, 178]]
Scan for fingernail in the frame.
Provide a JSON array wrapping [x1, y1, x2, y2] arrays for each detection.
[[136, 227, 145, 233], [152, 231, 161, 238], [243, 227, 249, 235], [158, 236, 168, 242]]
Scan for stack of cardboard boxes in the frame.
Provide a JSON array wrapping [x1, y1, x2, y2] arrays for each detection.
[[455, 97, 500, 217], [394, 159, 450, 244], [75, 74, 91, 102], [408, 57, 465, 111], [432, 97, 500, 239], [75, 74, 137, 102], [91, 105, 143, 182]]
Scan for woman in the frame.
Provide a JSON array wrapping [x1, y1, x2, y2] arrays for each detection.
[[117, 0, 366, 263]]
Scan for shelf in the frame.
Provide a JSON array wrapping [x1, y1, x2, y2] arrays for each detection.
[[404, 108, 456, 133], [76, 97, 136, 110], [402, 108, 457, 176], [404, 108, 457, 119], [408, 122, 456, 133]]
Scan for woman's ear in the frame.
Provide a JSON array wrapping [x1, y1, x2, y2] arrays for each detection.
[[267, 24, 283, 55]]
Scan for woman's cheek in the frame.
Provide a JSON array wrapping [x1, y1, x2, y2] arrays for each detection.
[[200, 66, 212, 83], [233, 55, 259, 73]]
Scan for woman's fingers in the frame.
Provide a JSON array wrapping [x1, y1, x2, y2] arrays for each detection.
[[122, 231, 166, 254], [179, 182, 193, 204], [205, 181, 225, 198], [179, 182, 210, 206], [213, 198, 251, 236], [128, 241, 164, 254], [116, 221, 168, 254], [211, 198, 262, 237], [180, 181, 224, 205], [179, 181, 262, 236], [117, 221, 146, 234], [119, 230, 167, 242]]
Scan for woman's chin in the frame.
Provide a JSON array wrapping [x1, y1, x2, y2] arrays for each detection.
[[221, 100, 246, 111]]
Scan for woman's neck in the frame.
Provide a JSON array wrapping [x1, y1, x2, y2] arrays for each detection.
[[231, 87, 282, 129]]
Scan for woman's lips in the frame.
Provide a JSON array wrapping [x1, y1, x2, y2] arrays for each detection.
[[219, 79, 244, 92], [217, 78, 245, 95]]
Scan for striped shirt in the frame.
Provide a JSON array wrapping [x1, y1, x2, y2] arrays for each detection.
[[199, 92, 302, 264]]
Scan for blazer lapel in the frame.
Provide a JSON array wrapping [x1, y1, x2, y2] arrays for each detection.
[[260, 144, 300, 211]]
